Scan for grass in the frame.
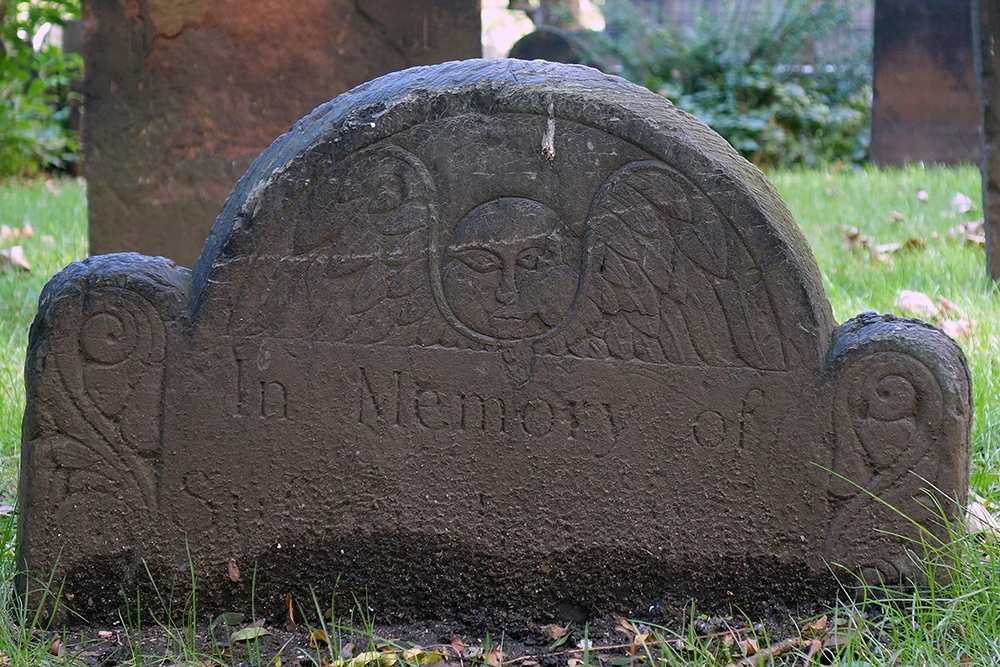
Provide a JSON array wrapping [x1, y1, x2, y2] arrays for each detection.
[[0, 164, 998, 665]]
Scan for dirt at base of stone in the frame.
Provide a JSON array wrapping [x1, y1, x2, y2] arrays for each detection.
[[29, 603, 828, 667]]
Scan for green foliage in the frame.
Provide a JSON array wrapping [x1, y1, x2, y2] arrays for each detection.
[[0, 0, 81, 176], [578, 0, 872, 168]]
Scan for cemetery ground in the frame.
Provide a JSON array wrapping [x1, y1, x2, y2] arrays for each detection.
[[0, 165, 999, 665]]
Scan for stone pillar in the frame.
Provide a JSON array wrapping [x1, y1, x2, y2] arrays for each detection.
[[975, 0, 1000, 280], [871, 0, 980, 165], [82, 0, 481, 268]]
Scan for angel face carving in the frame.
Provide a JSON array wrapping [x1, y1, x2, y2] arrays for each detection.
[[443, 198, 581, 340]]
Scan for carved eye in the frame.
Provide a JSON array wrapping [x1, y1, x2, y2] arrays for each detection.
[[516, 247, 544, 270], [451, 248, 502, 273]]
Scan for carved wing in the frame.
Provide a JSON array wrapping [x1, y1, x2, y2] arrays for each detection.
[[555, 161, 785, 369], [228, 145, 464, 347]]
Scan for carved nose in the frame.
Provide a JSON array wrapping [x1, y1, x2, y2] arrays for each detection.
[[496, 266, 518, 305]]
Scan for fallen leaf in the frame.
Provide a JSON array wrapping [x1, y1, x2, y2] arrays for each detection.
[[946, 219, 986, 246], [894, 290, 939, 319], [841, 226, 873, 251], [228, 558, 241, 582], [211, 612, 244, 627], [230, 626, 271, 642], [311, 630, 330, 648], [968, 502, 1000, 542], [486, 647, 504, 667], [0, 246, 30, 272], [888, 210, 907, 223], [629, 632, 651, 654], [541, 623, 568, 640], [48, 638, 63, 657], [98, 630, 113, 639], [952, 191, 975, 214], [738, 637, 758, 656], [902, 236, 926, 251], [567, 660, 584, 667], [941, 319, 975, 341], [802, 615, 827, 635]]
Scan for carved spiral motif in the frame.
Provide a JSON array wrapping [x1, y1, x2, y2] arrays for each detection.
[[825, 350, 945, 581], [47, 286, 167, 519]]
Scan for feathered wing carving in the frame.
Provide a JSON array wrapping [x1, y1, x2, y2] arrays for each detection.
[[552, 161, 785, 369], [227, 144, 473, 347]]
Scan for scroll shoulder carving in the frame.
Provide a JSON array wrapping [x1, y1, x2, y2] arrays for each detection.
[[822, 312, 972, 583], [22, 254, 189, 549]]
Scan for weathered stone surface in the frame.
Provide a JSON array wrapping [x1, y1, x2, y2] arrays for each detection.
[[871, 0, 980, 165], [22, 60, 972, 624], [82, 0, 481, 268], [975, 0, 1000, 280]]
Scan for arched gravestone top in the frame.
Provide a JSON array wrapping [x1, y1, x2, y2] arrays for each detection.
[[190, 59, 834, 372], [20, 60, 970, 624]]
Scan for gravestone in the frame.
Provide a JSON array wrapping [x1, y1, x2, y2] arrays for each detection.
[[871, 0, 980, 165], [975, 0, 1000, 280], [82, 0, 481, 269], [21, 60, 971, 624]]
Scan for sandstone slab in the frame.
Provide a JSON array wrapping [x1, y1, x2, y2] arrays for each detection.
[[22, 60, 972, 624], [82, 0, 481, 268], [871, 0, 980, 165]]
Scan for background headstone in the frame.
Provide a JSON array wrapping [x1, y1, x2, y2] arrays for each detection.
[[22, 60, 972, 625], [870, 0, 980, 165], [974, 0, 1000, 280], [83, 0, 481, 268]]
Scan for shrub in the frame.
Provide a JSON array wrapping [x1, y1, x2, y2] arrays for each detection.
[[576, 0, 872, 168], [0, 0, 81, 177]]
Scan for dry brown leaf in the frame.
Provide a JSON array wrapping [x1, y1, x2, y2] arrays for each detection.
[[941, 319, 975, 341], [98, 630, 113, 639], [629, 633, 651, 654], [614, 618, 636, 636], [888, 210, 907, 223], [48, 638, 63, 657], [946, 219, 986, 246], [311, 630, 330, 648], [541, 624, 568, 640], [0, 246, 30, 273], [894, 290, 939, 319], [952, 192, 974, 213], [722, 631, 735, 648], [228, 558, 241, 582], [804, 638, 823, 665], [968, 502, 1000, 542], [801, 615, 827, 635], [738, 637, 758, 657], [841, 226, 873, 251], [486, 647, 504, 667]]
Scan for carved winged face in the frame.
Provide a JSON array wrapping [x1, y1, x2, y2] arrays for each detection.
[[443, 198, 580, 340]]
